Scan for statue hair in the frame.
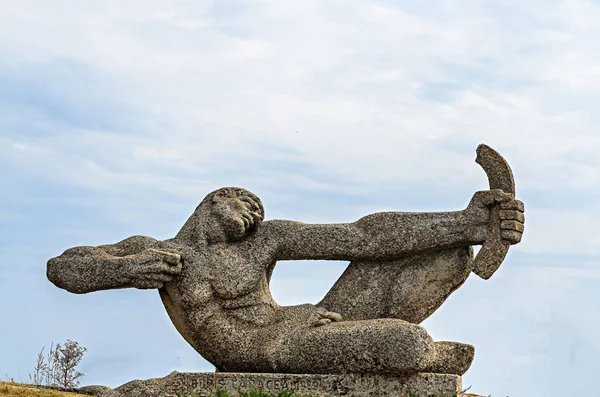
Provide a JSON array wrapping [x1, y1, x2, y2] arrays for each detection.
[[176, 187, 264, 243]]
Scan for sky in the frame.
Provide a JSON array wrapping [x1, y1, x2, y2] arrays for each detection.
[[0, 0, 599, 396]]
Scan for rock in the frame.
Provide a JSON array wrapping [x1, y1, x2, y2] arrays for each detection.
[[78, 385, 121, 397]]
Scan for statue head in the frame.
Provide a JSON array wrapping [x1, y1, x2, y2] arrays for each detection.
[[177, 187, 265, 244]]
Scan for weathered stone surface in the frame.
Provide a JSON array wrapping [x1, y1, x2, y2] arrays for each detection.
[[78, 385, 120, 397], [471, 144, 517, 280], [111, 371, 463, 397], [46, 145, 525, 377]]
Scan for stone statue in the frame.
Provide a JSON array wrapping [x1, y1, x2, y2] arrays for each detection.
[[47, 145, 524, 377]]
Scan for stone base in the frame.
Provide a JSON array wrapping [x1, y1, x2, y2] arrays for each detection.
[[100, 371, 465, 397]]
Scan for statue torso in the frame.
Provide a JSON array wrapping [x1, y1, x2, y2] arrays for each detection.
[[158, 233, 280, 337]]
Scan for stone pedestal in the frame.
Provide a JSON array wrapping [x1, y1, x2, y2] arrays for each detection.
[[104, 371, 464, 396]]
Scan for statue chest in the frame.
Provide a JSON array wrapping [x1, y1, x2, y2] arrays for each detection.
[[166, 241, 275, 309], [207, 247, 267, 299]]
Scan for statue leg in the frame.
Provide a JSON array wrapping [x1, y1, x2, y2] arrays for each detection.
[[318, 247, 473, 324], [270, 319, 473, 375]]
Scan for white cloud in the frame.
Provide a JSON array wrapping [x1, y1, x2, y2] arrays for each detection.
[[521, 209, 600, 255], [2, 0, 600, 254]]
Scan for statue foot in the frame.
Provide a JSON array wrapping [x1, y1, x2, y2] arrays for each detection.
[[423, 341, 474, 375]]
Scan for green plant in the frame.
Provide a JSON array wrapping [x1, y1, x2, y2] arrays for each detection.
[[215, 387, 229, 397]]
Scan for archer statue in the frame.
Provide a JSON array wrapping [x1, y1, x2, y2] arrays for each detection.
[[47, 144, 524, 376]]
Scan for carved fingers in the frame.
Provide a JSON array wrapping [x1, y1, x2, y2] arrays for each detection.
[[467, 190, 525, 245], [239, 199, 262, 230], [238, 211, 262, 234], [311, 307, 343, 327], [129, 248, 183, 289], [141, 248, 182, 265], [500, 199, 525, 212], [471, 189, 514, 208], [241, 212, 255, 230], [499, 200, 525, 244]]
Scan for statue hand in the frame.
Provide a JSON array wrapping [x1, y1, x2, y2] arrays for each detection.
[[466, 190, 525, 244], [124, 248, 183, 289], [311, 307, 343, 327], [498, 198, 525, 244]]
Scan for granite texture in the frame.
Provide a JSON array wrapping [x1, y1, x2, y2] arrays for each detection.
[[78, 385, 120, 397], [93, 371, 464, 397], [47, 145, 524, 377], [471, 144, 518, 280]]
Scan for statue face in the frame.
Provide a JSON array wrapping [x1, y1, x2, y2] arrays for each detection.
[[210, 194, 263, 241]]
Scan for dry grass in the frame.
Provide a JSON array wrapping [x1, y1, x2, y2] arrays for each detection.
[[0, 382, 88, 397]]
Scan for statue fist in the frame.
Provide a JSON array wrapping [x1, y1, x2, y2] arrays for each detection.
[[124, 248, 183, 289], [467, 189, 525, 244], [498, 199, 525, 244]]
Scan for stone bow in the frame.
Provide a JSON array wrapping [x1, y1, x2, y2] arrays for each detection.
[[472, 144, 516, 280]]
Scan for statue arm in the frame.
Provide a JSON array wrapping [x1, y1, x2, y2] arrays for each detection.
[[47, 235, 181, 294], [268, 190, 523, 261], [267, 210, 484, 262]]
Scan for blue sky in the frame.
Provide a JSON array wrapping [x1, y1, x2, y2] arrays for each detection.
[[1, 1, 600, 396]]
